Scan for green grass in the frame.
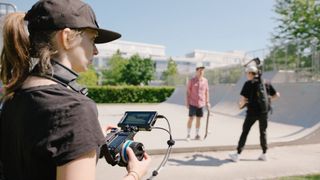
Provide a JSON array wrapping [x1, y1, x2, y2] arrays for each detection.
[[278, 174, 320, 180]]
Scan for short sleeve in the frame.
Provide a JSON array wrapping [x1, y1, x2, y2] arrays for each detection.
[[45, 99, 105, 166], [240, 81, 250, 98], [267, 83, 277, 96]]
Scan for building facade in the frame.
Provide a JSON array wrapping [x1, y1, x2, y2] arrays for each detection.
[[94, 40, 247, 79]]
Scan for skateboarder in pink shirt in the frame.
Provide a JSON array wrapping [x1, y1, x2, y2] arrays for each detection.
[[186, 62, 210, 141]]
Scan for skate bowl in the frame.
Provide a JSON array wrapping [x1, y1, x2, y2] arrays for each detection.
[[159, 71, 320, 153], [97, 71, 320, 154]]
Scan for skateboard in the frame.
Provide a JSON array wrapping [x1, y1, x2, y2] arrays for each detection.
[[203, 106, 211, 140]]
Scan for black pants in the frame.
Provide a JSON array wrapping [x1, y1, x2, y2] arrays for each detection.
[[237, 113, 268, 154]]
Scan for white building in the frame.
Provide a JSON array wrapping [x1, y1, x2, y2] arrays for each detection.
[[94, 40, 247, 79]]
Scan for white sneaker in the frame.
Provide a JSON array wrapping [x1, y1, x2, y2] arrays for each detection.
[[186, 135, 191, 142], [258, 153, 267, 161], [229, 153, 239, 162]]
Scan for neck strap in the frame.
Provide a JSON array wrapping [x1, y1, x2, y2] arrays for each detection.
[[33, 61, 88, 96]]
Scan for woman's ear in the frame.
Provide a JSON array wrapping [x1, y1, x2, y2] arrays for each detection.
[[60, 28, 72, 50]]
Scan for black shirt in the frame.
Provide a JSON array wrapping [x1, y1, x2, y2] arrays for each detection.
[[240, 80, 277, 116], [0, 84, 105, 180]]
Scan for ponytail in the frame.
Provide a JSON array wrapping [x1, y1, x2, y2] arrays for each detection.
[[0, 13, 59, 99], [0, 12, 30, 98]]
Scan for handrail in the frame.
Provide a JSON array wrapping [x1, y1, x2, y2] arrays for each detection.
[[0, 2, 17, 15]]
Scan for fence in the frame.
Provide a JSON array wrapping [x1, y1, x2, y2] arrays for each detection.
[[0, 2, 16, 16], [243, 39, 320, 83]]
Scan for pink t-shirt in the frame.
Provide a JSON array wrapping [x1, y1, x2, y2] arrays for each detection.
[[187, 77, 209, 108]]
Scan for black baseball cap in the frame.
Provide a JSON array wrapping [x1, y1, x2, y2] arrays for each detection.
[[24, 0, 121, 43]]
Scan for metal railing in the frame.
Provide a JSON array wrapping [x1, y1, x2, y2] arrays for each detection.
[[0, 2, 17, 16], [0, 2, 17, 52], [243, 39, 320, 83]]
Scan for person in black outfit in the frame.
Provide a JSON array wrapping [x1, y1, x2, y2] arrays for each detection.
[[0, 1, 150, 180], [229, 65, 280, 162]]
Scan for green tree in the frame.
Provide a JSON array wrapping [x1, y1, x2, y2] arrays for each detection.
[[77, 65, 98, 86], [224, 66, 242, 83], [273, 0, 320, 50], [120, 54, 155, 85], [102, 50, 128, 85], [205, 66, 242, 84], [161, 57, 178, 85], [263, 43, 306, 71]]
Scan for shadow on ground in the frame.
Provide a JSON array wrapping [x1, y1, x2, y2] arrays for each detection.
[[168, 154, 231, 167]]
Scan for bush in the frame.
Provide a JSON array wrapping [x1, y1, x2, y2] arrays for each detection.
[[77, 65, 98, 86], [87, 86, 175, 103]]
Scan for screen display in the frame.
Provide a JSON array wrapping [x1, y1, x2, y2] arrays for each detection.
[[109, 134, 127, 148], [121, 111, 156, 125]]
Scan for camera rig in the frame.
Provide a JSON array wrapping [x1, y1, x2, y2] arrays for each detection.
[[243, 57, 270, 113], [100, 111, 175, 179], [244, 57, 263, 79]]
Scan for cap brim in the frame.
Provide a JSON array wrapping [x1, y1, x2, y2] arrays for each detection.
[[94, 28, 121, 44]]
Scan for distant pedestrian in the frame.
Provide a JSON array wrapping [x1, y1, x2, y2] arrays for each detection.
[[186, 62, 210, 141], [229, 65, 280, 162]]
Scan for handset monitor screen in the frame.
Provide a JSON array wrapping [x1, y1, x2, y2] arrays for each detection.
[[118, 111, 158, 131]]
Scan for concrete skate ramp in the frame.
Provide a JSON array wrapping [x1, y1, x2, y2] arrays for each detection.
[[165, 71, 320, 129], [164, 85, 186, 106], [96, 73, 320, 153], [270, 83, 320, 128], [165, 84, 233, 107], [272, 70, 298, 83]]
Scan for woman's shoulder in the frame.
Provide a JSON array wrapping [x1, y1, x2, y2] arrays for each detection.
[[20, 84, 95, 107]]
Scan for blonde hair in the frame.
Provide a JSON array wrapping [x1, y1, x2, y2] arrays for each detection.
[[0, 12, 82, 99]]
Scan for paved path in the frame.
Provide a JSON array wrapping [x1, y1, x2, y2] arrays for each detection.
[[96, 143, 320, 180]]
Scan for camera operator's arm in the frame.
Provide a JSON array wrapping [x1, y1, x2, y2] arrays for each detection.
[[239, 95, 248, 109], [267, 83, 280, 102], [56, 150, 97, 180], [124, 147, 151, 180], [270, 92, 280, 101]]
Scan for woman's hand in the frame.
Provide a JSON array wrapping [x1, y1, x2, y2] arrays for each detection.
[[125, 147, 151, 180], [101, 124, 118, 136]]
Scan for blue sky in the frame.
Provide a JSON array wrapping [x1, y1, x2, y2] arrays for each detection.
[[12, 0, 278, 56]]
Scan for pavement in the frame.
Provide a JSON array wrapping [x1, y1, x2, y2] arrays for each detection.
[[96, 143, 320, 180], [95, 75, 320, 179]]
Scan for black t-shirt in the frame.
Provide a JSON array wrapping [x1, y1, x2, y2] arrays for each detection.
[[240, 80, 276, 116], [0, 84, 105, 180]]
